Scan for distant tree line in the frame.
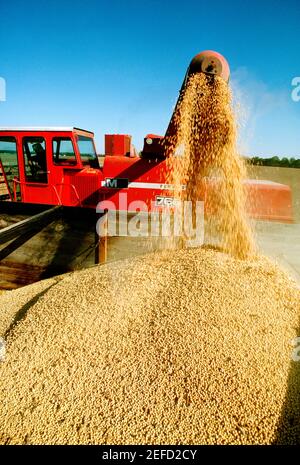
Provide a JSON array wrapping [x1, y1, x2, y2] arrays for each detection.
[[248, 156, 300, 169]]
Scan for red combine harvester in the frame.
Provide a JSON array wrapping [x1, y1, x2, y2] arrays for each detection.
[[0, 50, 293, 274], [0, 50, 293, 224], [0, 124, 293, 222]]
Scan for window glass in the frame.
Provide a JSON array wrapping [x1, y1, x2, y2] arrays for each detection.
[[0, 136, 19, 199], [53, 138, 77, 165], [23, 137, 47, 183], [77, 136, 99, 168]]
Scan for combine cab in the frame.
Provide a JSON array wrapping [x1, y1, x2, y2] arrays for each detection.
[[0, 127, 102, 207]]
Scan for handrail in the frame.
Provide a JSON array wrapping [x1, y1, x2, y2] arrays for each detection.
[[13, 178, 61, 205], [13, 178, 21, 202], [50, 185, 62, 205], [12, 178, 81, 207], [54, 183, 82, 207]]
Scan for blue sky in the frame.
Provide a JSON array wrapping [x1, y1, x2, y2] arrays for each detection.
[[0, 0, 299, 156]]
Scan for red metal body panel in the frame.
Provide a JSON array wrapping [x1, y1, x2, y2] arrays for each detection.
[[61, 168, 103, 207], [105, 134, 131, 156], [101, 155, 169, 211], [198, 177, 293, 223], [245, 180, 293, 223]]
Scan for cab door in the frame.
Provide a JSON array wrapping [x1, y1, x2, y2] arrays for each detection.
[[20, 134, 57, 205]]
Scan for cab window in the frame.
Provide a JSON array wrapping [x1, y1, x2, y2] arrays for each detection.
[[77, 136, 99, 168], [23, 137, 48, 183], [53, 138, 77, 166]]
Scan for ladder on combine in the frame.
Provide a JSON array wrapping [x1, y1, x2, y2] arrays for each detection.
[[0, 159, 12, 201]]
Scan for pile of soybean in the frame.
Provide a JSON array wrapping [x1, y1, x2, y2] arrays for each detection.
[[0, 247, 299, 445]]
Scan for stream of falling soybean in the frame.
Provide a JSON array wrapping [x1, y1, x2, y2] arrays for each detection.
[[165, 73, 255, 259]]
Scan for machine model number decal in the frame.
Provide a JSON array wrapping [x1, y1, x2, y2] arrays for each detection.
[[104, 178, 129, 189], [101, 179, 186, 191], [155, 196, 176, 207]]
